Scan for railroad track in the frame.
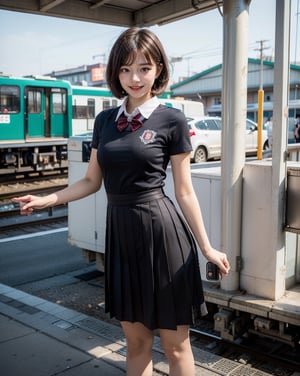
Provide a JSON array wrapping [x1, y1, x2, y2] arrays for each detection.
[[0, 175, 68, 200], [0, 169, 68, 185], [0, 207, 68, 236], [0, 175, 68, 234], [190, 323, 299, 375]]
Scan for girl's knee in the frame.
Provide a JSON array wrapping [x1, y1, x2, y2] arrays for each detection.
[[162, 342, 189, 363], [159, 326, 192, 363], [127, 335, 153, 354], [121, 322, 154, 356]]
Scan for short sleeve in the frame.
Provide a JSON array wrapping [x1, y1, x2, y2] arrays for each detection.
[[168, 109, 192, 155]]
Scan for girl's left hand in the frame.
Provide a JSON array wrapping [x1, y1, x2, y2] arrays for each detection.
[[205, 248, 230, 277]]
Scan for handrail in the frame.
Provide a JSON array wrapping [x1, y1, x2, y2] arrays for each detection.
[[262, 144, 300, 162], [286, 143, 300, 162]]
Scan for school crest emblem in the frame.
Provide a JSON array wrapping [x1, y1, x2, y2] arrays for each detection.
[[140, 130, 157, 144]]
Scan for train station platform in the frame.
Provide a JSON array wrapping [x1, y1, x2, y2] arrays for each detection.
[[0, 283, 281, 376]]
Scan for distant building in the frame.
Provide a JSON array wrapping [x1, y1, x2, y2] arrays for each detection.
[[170, 58, 300, 120], [48, 63, 107, 87]]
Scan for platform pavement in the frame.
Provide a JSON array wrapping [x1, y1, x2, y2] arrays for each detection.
[[0, 283, 285, 376]]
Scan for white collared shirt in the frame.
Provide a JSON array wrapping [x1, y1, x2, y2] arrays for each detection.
[[115, 96, 161, 121]]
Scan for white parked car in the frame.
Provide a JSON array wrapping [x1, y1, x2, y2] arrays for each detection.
[[188, 116, 269, 163]]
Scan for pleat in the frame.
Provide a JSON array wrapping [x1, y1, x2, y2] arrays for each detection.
[[105, 195, 207, 330]]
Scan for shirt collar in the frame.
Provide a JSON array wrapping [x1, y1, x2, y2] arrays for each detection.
[[115, 96, 160, 121]]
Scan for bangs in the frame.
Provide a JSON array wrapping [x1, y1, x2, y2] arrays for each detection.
[[122, 49, 154, 67]]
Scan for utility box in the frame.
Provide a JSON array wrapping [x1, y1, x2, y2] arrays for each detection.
[[68, 133, 107, 271], [285, 165, 300, 234]]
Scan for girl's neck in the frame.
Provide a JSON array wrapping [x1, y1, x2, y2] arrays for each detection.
[[126, 94, 152, 113]]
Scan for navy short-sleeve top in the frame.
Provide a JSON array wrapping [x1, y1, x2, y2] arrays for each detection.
[[91, 104, 192, 194]]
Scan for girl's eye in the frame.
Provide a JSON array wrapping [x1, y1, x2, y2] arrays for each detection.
[[141, 67, 151, 72], [120, 67, 129, 73]]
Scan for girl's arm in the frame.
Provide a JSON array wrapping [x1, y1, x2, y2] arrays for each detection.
[[170, 152, 230, 276], [12, 148, 102, 215]]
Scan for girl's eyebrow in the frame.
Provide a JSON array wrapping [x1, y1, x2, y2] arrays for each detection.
[[121, 61, 152, 67]]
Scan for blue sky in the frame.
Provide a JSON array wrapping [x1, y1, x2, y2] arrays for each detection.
[[0, 0, 299, 84]]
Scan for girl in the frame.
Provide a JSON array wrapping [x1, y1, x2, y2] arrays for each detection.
[[13, 28, 230, 376]]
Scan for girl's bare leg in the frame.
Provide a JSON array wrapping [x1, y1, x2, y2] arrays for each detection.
[[159, 325, 195, 376], [121, 321, 154, 376]]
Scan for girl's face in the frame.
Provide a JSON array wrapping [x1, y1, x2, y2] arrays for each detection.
[[119, 51, 162, 108]]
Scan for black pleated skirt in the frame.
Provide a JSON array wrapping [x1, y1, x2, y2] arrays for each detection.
[[104, 188, 207, 330]]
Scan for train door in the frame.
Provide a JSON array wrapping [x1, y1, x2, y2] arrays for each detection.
[[26, 87, 45, 138], [26, 86, 68, 138], [50, 88, 68, 137]]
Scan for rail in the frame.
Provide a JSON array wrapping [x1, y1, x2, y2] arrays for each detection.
[[287, 143, 300, 162], [0, 205, 68, 234]]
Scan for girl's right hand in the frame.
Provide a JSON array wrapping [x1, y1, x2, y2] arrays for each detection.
[[11, 194, 56, 215]]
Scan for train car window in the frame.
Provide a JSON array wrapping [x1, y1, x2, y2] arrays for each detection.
[[52, 89, 67, 114], [28, 90, 42, 113], [0, 85, 20, 113], [102, 100, 111, 110], [112, 99, 119, 107], [87, 98, 95, 118], [72, 105, 87, 119]]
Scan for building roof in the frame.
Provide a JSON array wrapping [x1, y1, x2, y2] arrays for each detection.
[[170, 58, 300, 96], [0, 0, 222, 27]]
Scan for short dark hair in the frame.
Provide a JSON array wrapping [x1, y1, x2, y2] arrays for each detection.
[[106, 28, 170, 99]]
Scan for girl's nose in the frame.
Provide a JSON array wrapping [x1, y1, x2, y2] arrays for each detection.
[[131, 71, 140, 82]]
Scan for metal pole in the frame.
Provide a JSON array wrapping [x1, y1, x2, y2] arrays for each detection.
[[257, 88, 264, 159], [221, 0, 250, 291], [270, 0, 291, 299], [256, 40, 267, 160], [294, 0, 299, 64]]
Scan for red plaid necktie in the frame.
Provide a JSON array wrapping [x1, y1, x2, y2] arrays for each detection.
[[116, 113, 144, 132]]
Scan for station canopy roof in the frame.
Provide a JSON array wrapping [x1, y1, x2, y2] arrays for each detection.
[[0, 0, 223, 27]]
